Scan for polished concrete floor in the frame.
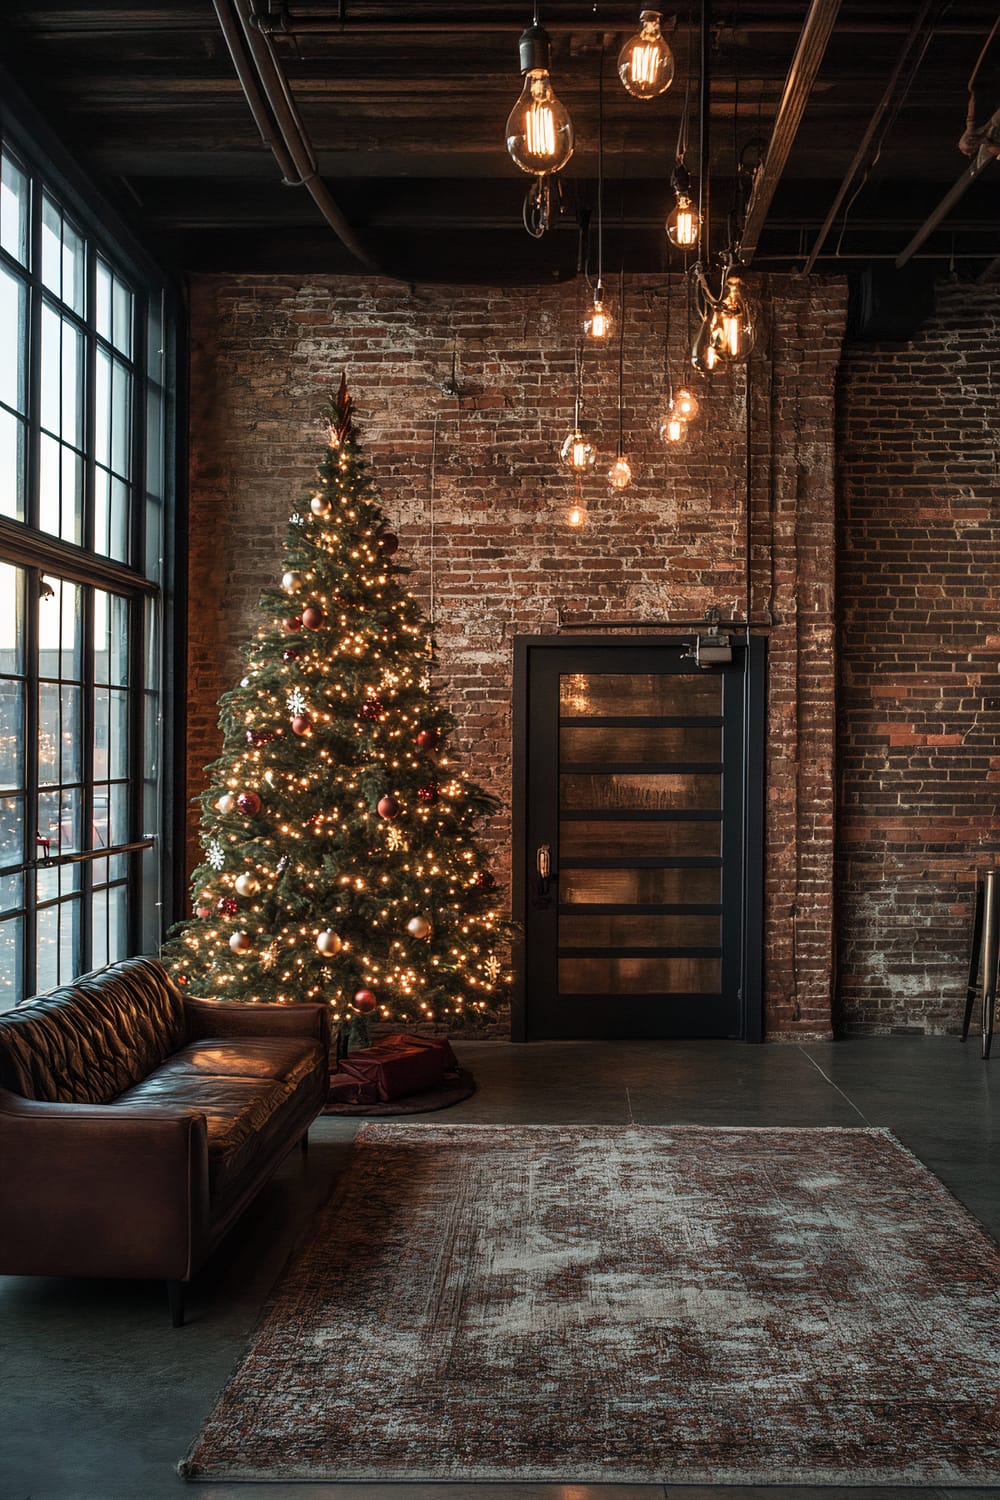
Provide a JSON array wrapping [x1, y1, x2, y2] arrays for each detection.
[[3, 1036, 1000, 1500]]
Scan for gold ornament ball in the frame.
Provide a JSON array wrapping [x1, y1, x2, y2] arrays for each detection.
[[281, 570, 302, 593], [229, 931, 253, 953], [310, 493, 331, 516], [407, 915, 433, 940], [316, 929, 343, 956], [216, 792, 236, 815], [235, 873, 259, 897]]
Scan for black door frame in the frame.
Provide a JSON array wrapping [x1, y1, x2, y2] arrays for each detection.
[[510, 633, 766, 1043]]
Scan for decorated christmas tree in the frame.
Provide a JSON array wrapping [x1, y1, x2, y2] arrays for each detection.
[[163, 377, 512, 1041]]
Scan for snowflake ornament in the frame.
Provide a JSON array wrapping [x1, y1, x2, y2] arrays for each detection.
[[381, 669, 401, 690], [259, 942, 278, 972], [484, 954, 502, 982], [206, 840, 226, 870], [419, 671, 432, 693], [385, 824, 407, 852], [286, 687, 309, 717]]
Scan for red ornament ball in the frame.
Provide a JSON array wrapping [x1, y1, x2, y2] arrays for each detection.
[[353, 989, 377, 1014], [237, 791, 262, 817], [217, 895, 238, 916], [417, 783, 439, 805], [360, 699, 383, 721], [473, 870, 498, 892], [415, 727, 440, 751], [377, 794, 400, 820], [291, 714, 311, 736], [246, 729, 272, 747], [282, 648, 300, 662], [176, 972, 188, 986], [282, 615, 303, 634], [378, 531, 400, 556], [301, 604, 325, 630], [195, 905, 212, 919]]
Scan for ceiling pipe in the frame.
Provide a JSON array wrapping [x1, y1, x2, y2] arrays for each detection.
[[895, 101, 1000, 268], [738, 0, 842, 265], [213, 0, 381, 272], [698, 0, 711, 263], [801, 0, 937, 276]]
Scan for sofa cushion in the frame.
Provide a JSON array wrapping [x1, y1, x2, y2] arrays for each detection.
[[158, 1036, 326, 1088], [0, 956, 187, 1104], [114, 1071, 297, 1201]]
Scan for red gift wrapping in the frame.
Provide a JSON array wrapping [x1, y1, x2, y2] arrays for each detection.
[[337, 1033, 457, 1102], [326, 1074, 380, 1105]]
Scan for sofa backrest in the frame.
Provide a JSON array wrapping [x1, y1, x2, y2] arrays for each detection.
[[0, 956, 187, 1104]]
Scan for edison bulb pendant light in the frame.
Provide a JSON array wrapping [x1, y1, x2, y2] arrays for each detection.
[[666, 192, 699, 249], [673, 386, 700, 421], [691, 314, 719, 374], [713, 276, 758, 364], [608, 454, 634, 490], [560, 428, 597, 470], [659, 411, 687, 443], [566, 499, 587, 527], [618, 9, 675, 98], [585, 283, 613, 341], [506, 22, 574, 177]]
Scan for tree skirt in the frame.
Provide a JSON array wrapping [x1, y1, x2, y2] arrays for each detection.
[[321, 1066, 476, 1116], [180, 1125, 1000, 1485]]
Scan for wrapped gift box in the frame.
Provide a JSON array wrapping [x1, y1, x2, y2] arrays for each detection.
[[336, 1033, 458, 1102]]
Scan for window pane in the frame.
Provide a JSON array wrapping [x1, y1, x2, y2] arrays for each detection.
[[36, 896, 81, 992], [560, 773, 722, 811], [112, 277, 133, 357], [560, 673, 722, 718], [0, 267, 26, 412], [0, 152, 29, 266], [109, 780, 129, 846], [41, 195, 84, 313], [40, 435, 84, 545], [0, 917, 23, 1010], [106, 690, 129, 779], [94, 469, 130, 561], [93, 786, 111, 849], [40, 305, 83, 447], [558, 955, 722, 994], [0, 681, 24, 791], [0, 407, 26, 521], [0, 869, 24, 915], [111, 358, 131, 476], [0, 794, 24, 865], [560, 867, 721, 904], [94, 346, 110, 466], [0, 562, 24, 672], [62, 219, 85, 316], [41, 195, 62, 297], [559, 818, 722, 859], [96, 260, 112, 340], [37, 577, 83, 680], [91, 883, 128, 971]]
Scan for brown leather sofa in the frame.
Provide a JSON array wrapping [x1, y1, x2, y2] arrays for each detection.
[[0, 955, 330, 1325]]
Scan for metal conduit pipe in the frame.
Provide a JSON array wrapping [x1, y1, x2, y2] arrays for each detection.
[[214, 0, 381, 272]]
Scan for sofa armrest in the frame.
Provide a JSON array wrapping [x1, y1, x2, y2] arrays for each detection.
[[0, 1088, 211, 1282], [183, 996, 330, 1053]]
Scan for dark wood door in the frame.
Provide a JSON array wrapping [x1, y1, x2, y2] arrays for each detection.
[[513, 637, 764, 1041]]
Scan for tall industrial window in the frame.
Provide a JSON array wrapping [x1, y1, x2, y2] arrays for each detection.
[[0, 134, 172, 1010]]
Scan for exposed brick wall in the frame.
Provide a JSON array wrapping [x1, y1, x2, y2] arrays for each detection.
[[186, 273, 847, 1038], [836, 284, 1000, 1035]]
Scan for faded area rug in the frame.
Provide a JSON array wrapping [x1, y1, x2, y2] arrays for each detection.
[[180, 1124, 1000, 1485]]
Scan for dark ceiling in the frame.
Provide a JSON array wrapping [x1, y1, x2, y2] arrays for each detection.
[[6, 1, 1000, 285]]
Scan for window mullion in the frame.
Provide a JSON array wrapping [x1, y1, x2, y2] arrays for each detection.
[[23, 569, 40, 998], [25, 176, 42, 535], [84, 241, 96, 557]]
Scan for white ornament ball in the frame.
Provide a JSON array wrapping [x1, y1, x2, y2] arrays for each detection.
[[316, 929, 343, 956], [216, 792, 236, 815], [229, 931, 253, 953], [282, 570, 302, 593], [235, 873, 259, 897], [407, 915, 433, 940], [310, 493, 331, 516]]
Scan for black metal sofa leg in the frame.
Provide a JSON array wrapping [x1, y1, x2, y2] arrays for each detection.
[[166, 1278, 185, 1328]]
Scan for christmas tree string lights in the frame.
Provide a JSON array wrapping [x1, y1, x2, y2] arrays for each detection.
[[162, 375, 513, 1044]]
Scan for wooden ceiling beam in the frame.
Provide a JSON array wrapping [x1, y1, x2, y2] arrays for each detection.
[[737, 0, 842, 266]]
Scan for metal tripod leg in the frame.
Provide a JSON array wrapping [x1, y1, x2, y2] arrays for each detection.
[[962, 876, 985, 1041]]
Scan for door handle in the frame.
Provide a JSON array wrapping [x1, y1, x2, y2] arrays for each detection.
[[536, 842, 553, 896]]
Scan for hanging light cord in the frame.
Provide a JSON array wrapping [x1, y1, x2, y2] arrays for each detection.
[[596, 37, 606, 287], [617, 263, 626, 455], [963, 11, 1000, 152], [664, 276, 674, 405]]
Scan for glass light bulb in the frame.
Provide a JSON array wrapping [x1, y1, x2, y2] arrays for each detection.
[[673, 387, 700, 421], [560, 428, 597, 470], [506, 70, 574, 175], [659, 412, 686, 443], [618, 10, 675, 98], [585, 289, 613, 341], [691, 314, 719, 374], [608, 455, 634, 490], [712, 276, 758, 364], [566, 502, 587, 527], [666, 192, 699, 249]]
